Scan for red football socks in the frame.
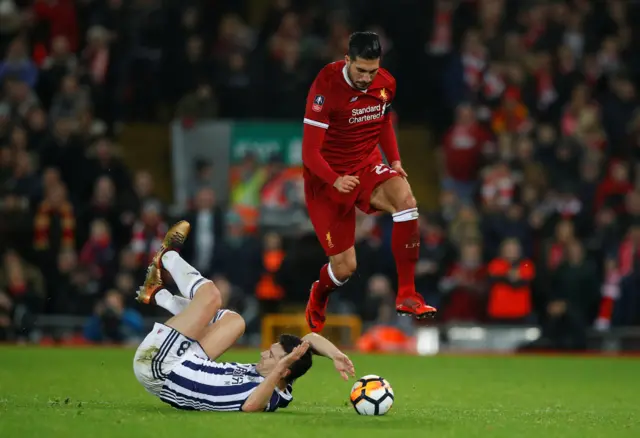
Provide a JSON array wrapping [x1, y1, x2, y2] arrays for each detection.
[[316, 263, 345, 300], [392, 208, 420, 302]]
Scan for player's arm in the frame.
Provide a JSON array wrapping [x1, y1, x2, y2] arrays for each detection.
[[378, 81, 405, 177], [241, 370, 283, 413], [241, 342, 309, 413], [379, 116, 400, 165], [302, 123, 338, 184], [302, 332, 341, 359], [302, 76, 339, 185], [302, 77, 359, 192], [302, 333, 356, 381]]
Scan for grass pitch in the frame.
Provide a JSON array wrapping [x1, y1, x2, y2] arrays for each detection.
[[0, 347, 639, 438]]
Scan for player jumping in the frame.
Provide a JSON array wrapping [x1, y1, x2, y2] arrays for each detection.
[[133, 221, 355, 412], [302, 31, 437, 332]]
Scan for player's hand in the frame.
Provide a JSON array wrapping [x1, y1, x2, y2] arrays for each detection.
[[277, 341, 310, 373], [332, 352, 356, 381], [391, 161, 408, 178], [333, 175, 360, 193]]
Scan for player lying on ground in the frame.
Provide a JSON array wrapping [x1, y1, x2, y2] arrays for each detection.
[[133, 221, 356, 412], [302, 31, 437, 332]]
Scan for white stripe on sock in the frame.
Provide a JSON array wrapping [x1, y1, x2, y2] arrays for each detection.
[[161, 251, 211, 299], [392, 208, 419, 222], [327, 263, 347, 286]]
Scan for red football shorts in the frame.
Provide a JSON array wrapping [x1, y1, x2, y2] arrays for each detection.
[[304, 161, 399, 256]]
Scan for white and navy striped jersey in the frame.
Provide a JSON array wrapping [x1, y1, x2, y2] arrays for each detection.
[[160, 354, 293, 412]]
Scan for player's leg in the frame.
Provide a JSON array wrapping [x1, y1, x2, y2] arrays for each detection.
[[306, 244, 357, 331], [369, 174, 437, 319], [139, 260, 221, 340], [304, 182, 357, 332], [149, 289, 245, 360], [154, 289, 190, 315], [198, 311, 246, 360], [136, 220, 223, 339]]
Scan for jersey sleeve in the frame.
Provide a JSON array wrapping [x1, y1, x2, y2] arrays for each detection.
[[303, 74, 333, 130], [302, 70, 340, 184], [264, 384, 293, 412]]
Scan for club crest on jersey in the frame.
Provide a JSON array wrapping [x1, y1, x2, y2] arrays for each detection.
[[312, 95, 325, 112], [379, 88, 388, 102]]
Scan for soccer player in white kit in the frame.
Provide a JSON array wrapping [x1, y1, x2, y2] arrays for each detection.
[[133, 221, 356, 412]]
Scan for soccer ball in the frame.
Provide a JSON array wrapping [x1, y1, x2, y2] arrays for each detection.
[[349, 374, 394, 416]]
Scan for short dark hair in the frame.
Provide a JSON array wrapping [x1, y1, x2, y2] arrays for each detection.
[[348, 31, 381, 61], [279, 334, 313, 383]]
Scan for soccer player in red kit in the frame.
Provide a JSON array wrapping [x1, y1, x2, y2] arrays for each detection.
[[302, 32, 437, 333]]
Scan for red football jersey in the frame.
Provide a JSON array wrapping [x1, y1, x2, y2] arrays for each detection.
[[303, 60, 396, 175]]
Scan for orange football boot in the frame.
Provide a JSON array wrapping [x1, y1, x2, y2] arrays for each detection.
[[151, 220, 191, 270], [136, 264, 163, 305], [396, 294, 437, 319]]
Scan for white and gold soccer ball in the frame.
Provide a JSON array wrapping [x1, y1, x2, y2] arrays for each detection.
[[349, 374, 394, 415]]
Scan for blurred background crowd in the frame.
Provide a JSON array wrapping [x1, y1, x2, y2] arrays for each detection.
[[1, 0, 640, 351]]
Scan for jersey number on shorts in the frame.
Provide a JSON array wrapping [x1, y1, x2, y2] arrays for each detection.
[[374, 164, 397, 175], [176, 340, 192, 357]]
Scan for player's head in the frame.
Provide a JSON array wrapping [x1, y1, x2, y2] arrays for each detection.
[[345, 31, 381, 90], [256, 334, 313, 383]]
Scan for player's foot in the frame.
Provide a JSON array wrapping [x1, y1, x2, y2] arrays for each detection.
[[136, 264, 163, 305], [152, 220, 191, 270], [396, 294, 437, 320], [305, 281, 329, 333]]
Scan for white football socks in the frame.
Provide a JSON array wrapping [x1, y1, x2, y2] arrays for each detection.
[[155, 289, 190, 315], [161, 250, 211, 299]]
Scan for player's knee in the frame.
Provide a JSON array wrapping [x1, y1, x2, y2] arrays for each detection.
[[226, 311, 246, 337], [333, 256, 357, 280], [197, 281, 222, 312], [395, 192, 417, 212]]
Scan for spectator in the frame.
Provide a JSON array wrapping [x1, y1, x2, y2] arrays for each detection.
[[214, 211, 262, 296], [440, 102, 493, 203], [84, 289, 143, 344], [255, 232, 286, 316], [0, 249, 45, 339], [32, 0, 79, 52], [189, 158, 215, 197], [79, 219, 116, 283], [439, 240, 487, 323], [486, 238, 535, 324], [49, 74, 90, 122], [543, 240, 599, 350], [594, 160, 633, 214], [182, 187, 225, 275], [130, 200, 167, 267], [38, 36, 78, 108], [448, 204, 482, 248], [33, 183, 75, 255], [85, 137, 131, 197], [0, 38, 38, 88]]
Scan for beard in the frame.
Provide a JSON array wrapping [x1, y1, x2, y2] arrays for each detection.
[[347, 69, 371, 90]]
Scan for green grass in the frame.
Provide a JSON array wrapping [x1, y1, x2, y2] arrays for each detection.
[[0, 348, 639, 438]]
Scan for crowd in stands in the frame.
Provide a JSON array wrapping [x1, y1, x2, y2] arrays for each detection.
[[1, 0, 639, 351]]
